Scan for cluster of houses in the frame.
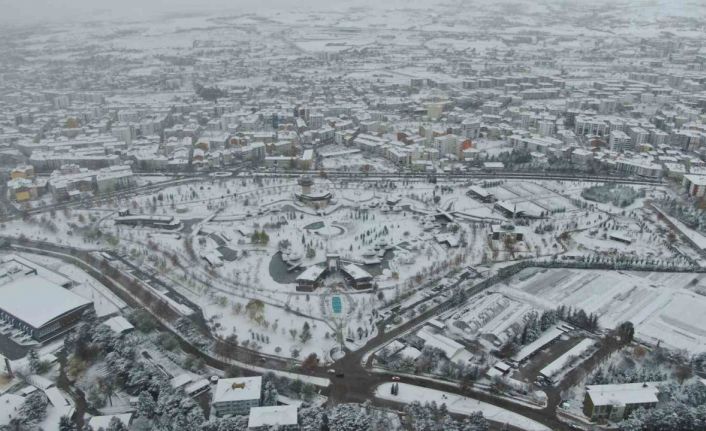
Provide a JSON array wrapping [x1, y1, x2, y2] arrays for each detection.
[[6, 163, 135, 202]]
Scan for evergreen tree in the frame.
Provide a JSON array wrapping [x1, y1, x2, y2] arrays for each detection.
[[262, 381, 279, 406], [300, 322, 312, 344], [27, 349, 40, 373], [59, 415, 77, 431]]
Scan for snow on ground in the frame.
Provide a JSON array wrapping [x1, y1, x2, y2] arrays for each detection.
[[445, 292, 536, 347], [655, 206, 706, 249], [502, 268, 706, 353], [375, 383, 550, 431]]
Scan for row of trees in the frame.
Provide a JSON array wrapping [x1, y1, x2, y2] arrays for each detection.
[[404, 401, 489, 431]]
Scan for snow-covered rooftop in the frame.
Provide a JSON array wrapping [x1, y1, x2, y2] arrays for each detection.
[[213, 377, 262, 404], [417, 327, 466, 359], [247, 405, 298, 428], [296, 265, 326, 282], [342, 263, 372, 281], [512, 326, 565, 363], [539, 338, 595, 380], [586, 382, 659, 407], [0, 275, 92, 329], [103, 316, 134, 334]]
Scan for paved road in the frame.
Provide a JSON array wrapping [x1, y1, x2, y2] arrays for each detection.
[[0, 168, 662, 224], [325, 288, 575, 430], [2, 237, 578, 430], [244, 168, 662, 186]]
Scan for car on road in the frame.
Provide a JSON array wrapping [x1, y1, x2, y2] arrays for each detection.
[[391, 376, 400, 381]]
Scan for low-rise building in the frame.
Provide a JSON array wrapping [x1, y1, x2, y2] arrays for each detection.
[[583, 383, 659, 422], [212, 377, 262, 417], [248, 405, 299, 430]]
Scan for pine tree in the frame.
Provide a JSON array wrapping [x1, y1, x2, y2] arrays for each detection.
[[27, 349, 40, 373], [137, 391, 157, 419], [300, 322, 312, 343], [262, 381, 279, 406], [58, 415, 77, 431]]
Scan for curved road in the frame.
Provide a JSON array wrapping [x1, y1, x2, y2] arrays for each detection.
[[0, 237, 582, 430]]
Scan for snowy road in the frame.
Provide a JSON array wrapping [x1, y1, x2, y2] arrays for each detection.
[[376, 383, 551, 431]]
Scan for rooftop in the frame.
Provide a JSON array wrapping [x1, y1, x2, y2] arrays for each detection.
[[213, 377, 262, 404], [0, 274, 92, 329], [247, 405, 298, 428], [586, 382, 660, 407]]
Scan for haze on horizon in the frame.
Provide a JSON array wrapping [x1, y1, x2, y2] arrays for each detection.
[[0, 0, 700, 26]]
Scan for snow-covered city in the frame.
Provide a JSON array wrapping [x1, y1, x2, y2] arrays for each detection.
[[1, 0, 706, 430]]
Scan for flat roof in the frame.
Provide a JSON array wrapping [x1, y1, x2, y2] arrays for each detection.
[[1, 255, 71, 287], [213, 377, 262, 404], [0, 275, 92, 329], [104, 316, 134, 334], [483, 162, 505, 168], [586, 382, 660, 407], [684, 174, 706, 186], [184, 379, 210, 395], [170, 374, 193, 389], [539, 338, 595, 379], [512, 326, 565, 363], [247, 405, 298, 428]]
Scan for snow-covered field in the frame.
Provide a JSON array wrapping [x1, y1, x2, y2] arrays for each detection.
[[501, 268, 706, 353]]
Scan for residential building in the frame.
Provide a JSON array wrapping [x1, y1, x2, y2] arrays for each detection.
[[583, 383, 659, 422], [212, 377, 262, 417], [248, 405, 299, 430]]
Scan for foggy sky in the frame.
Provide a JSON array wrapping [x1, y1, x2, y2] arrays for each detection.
[[0, 0, 698, 27], [0, 0, 393, 25]]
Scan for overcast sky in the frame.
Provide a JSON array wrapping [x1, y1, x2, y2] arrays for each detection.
[[0, 0, 698, 26], [0, 0, 383, 25]]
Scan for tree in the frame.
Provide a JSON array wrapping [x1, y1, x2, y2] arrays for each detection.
[[246, 299, 265, 323], [59, 415, 77, 431], [300, 322, 312, 344], [19, 391, 48, 423], [107, 416, 129, 431], [136, 391, 157, 419], [262, 381, 279, 406], [302, 353, 319, 372], [99, 375, 118, 406], [617, 321, 635, 344], [27, 348, 41, 373]]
